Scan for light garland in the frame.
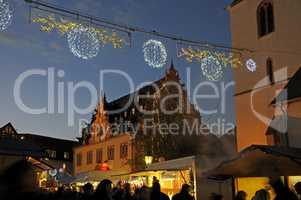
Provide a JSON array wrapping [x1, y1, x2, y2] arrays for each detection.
[[67, 25, 100, 59], [0, 0, 13, 31], [179, 47, 243, 80], [143, 39, 167, 68], [32, 16, 125, 59], [246, 58, 257, 72], [179, 47, 243, 69]]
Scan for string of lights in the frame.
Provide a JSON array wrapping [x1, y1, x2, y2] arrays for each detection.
[[23, 0, 248, 53], [23, 0, 301, 81]]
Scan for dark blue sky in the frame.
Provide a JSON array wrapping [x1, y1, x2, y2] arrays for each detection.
[[0, 0, 235, 140]]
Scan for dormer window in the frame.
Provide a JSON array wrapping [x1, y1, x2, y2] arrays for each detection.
[[257, 0, 275, 37], [46, 149, 56, 158]]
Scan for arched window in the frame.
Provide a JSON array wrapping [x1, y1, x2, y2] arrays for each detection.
[[266, 58, 274, 84], [257, 0, 275, 37]]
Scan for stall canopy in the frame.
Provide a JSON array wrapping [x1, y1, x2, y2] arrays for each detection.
[[206, 145, 301, 180], [145, 156, 195, 171]]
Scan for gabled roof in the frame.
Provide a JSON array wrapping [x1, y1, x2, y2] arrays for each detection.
[[0, 122, 18, 135], [271, 67, 301, 105], [91, 63, 182, 124]]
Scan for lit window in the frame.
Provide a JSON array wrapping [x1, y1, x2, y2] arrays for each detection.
[[64, 152, 70, 159], [76, 153, 82, 166], [120, 143, 128, 159], [87, 151, 93, 165], [257, 0, 275, 37], [107, 146, 115, 160], [96, 148, 103, 163], [46, 149, 56, 158]]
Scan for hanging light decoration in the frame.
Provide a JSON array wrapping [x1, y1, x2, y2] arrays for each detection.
[[143, 39, 167, 68], [200, 53, 224, 81], [67, 25, 101, 59], [246, 58, 257, 72], [179, 47, 243, 69], [0, 0, 13, 31]]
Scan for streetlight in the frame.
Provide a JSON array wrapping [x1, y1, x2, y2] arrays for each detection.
[[144, 156, 153, 165]]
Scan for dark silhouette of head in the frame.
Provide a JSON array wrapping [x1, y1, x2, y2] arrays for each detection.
[[181, 184, 191, 194], [252, 189, 269, 200], [95, 179, 112, 197], [83, 182, 93, 194], [235, 191, 247, 200], [124, 183, 131, 194]]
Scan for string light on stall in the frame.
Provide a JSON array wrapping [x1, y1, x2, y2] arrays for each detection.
[[143, 39, 167, 68], [0, 0, 13, 31], [67, 25, 100, 59]]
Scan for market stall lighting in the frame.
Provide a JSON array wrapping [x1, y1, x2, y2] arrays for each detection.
[[144, 156, 153, 165], [0, 0, 13, 31]]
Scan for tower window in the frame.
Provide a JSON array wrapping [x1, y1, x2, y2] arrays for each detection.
[[257, 0, 275, 37], [266, 58, 274, 85]]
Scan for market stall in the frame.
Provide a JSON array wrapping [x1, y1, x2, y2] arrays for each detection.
[[206, 145, 301, 200], [114, 156, 197, 199]]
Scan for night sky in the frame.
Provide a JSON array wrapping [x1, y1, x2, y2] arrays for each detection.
[[0, 0, 235, 140]]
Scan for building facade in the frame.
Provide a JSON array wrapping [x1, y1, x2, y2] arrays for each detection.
[[73, 63, 235, 180], [73, 133, 133, 176], [229, 0, 301, 150]]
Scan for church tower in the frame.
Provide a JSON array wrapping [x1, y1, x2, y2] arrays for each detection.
[[229, 0, 301, 150]]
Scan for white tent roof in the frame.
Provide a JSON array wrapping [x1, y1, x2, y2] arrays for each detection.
[[145, 156, 195, 171]]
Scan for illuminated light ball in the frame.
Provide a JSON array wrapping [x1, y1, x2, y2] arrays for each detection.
[[0, 0, 13, 31], [67, 25, 100, 59], [200, 54, 224, 81], [143, 39, 167, 68], [246, 58, 257, 72]]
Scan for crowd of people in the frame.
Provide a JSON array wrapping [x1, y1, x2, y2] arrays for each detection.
[[2, 160, 301, 200], [233, 178, 301, 200], [1, 177, 195, 200]]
